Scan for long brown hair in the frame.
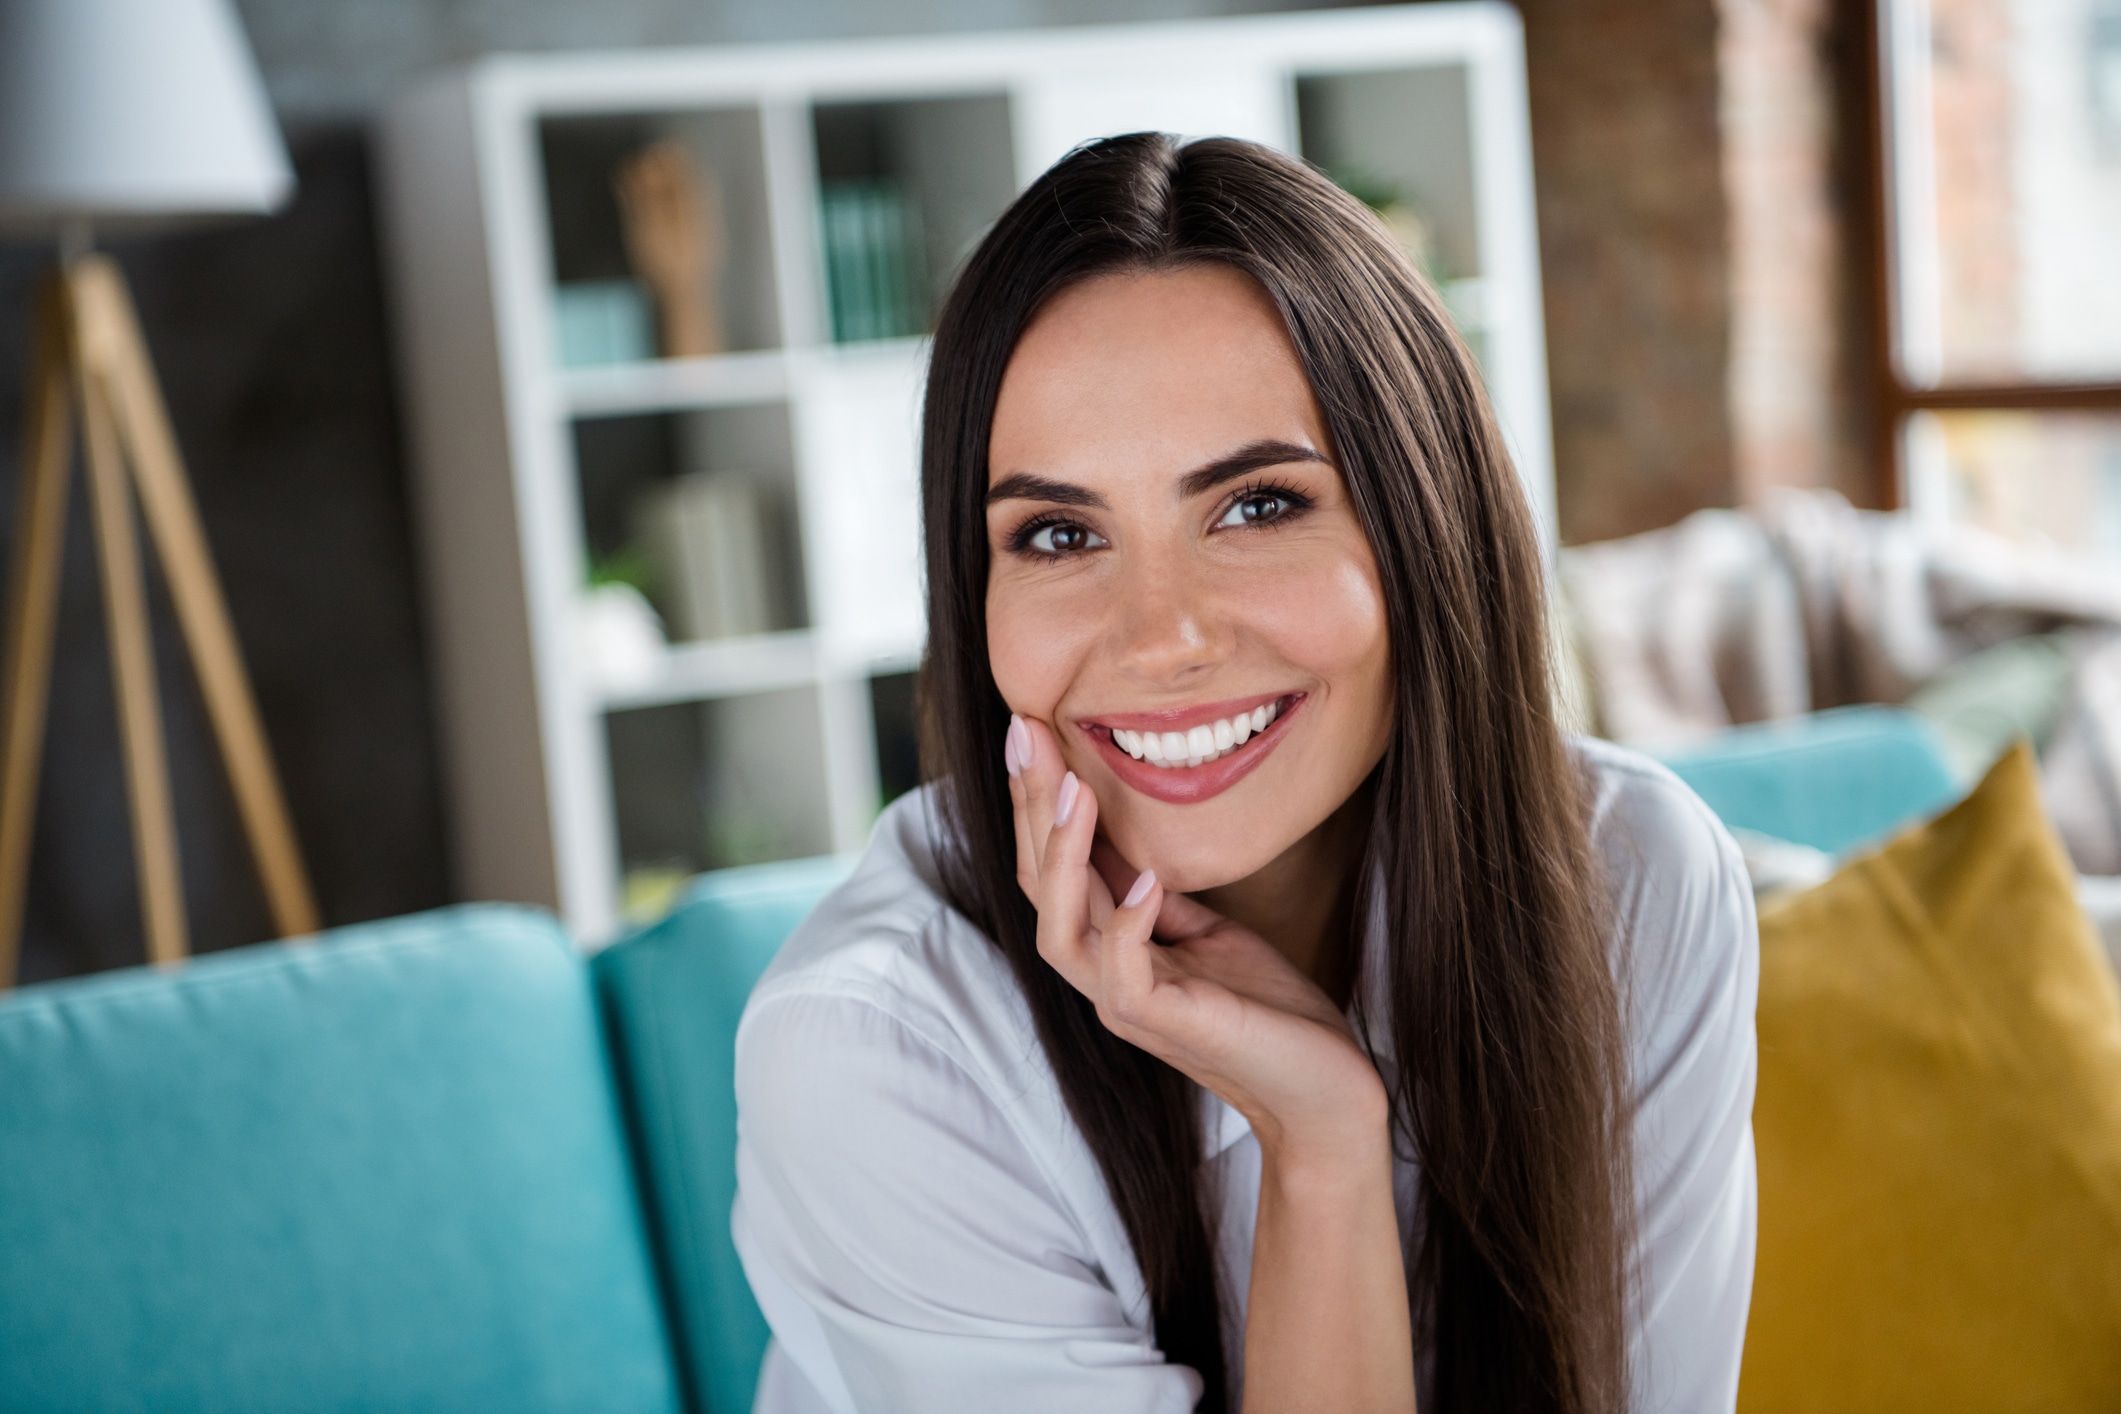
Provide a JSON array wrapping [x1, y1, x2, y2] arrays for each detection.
[[918, 134, 1631, 1414]]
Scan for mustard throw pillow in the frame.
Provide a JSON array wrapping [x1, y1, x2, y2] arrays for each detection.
[[1738, 744, 2121, 1412]]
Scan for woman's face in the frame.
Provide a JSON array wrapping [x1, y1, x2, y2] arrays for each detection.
[[985, 265, 1393, 892]]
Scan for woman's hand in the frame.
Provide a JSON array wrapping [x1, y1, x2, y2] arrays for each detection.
[[1007, 713, 1416, 1413], [1004, 714, 1387, 1160]]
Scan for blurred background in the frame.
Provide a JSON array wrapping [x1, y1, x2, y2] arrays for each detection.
[[2, 0, 2116, 981]]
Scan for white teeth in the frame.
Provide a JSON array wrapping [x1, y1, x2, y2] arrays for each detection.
[[1106, 699, 1286, 770]]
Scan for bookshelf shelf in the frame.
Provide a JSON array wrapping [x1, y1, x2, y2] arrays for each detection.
[[561, 349, 792, 418], [598, 629, 820, 711], [378, 4, 1551, 940], [593, 628, 920, 714], [562, 336, 930, 424]]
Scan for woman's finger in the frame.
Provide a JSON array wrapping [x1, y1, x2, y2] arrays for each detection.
[[1085, 863, 1117, 933], [1032, 770, 1102, 992], [1085, 835, 1134, 933], [1153, 885, 1229, 941], [1097, 866, 1166, 1038], [1015, 716, 1068, 874], [1088, 836, 1138, 916], [1006, 720, 1040, 899]]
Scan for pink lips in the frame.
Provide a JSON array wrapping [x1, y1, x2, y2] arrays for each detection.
[[1079, 692, 1305, 805]]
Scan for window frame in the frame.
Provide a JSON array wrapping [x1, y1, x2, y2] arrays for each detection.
[[1861, 0, 2121, 508]]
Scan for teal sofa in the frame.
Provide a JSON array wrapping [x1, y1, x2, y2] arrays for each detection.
[[0, 709, 1965, 1413], [0, 855, 851, 1414], [1653, 705, 1961, 856]]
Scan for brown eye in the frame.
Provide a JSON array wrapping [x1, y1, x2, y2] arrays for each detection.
[[1217, 491, 1294, 528], [1025, 520, 1106, 554]]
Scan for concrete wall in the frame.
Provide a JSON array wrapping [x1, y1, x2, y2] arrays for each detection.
[[238, 0, 1335, 120]]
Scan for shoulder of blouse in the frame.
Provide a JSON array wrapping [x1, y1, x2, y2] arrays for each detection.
[[1572, 735, 1752, 929], [737, 784, 1043, 1098], [1569, 734, 1760, 1092], [732, 785, 1138, 1310]]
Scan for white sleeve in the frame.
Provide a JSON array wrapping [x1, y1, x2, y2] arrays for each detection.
[[1613, 783, 1761, 1414], [733, 991, 1204, 1414]]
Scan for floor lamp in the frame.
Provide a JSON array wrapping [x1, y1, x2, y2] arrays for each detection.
[[0, 0, 320, 985]]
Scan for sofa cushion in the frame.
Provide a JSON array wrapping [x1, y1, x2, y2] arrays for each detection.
[[1657, 705, 1960, 855], [0, 905, 683, 1414], [1739, 745, 2121, 1412], [595, 856, 854, 1414]]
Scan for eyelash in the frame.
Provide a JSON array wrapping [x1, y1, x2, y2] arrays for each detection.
[[1215, 479, 1313, 530], [1004, 480, 1314, 560], [1006, 516, 1102, 558]]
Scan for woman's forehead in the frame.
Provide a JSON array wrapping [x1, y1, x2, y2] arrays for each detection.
[[989, 267, 1326, 487]]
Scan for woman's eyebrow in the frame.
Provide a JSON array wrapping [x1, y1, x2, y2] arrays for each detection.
[[985, 473, 1107, 508], [984, 440, 1328, 509], [1176, 439, 1330, 498]]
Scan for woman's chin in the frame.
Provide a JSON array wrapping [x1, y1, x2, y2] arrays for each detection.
[[1104, 823, 1288, 896]]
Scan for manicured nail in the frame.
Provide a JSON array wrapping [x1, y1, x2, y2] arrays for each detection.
[[1124, 869, 1157, 908], [1005, 715, 1030, 777], [1054, 772, 1080, 826]]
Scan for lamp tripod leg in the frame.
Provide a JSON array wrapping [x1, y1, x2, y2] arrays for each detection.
[[0, 279, 79, 989], [0, 258, 324, 984], [74, 288, 189, 969], [74, 258, 321, 941]]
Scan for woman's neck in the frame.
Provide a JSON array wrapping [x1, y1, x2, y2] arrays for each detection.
[[1193, 785, 1372, 1006]]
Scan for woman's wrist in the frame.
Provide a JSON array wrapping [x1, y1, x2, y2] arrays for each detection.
[[1243, 1064, 1414, 1414], [1246, 1066, 1393, 1181]]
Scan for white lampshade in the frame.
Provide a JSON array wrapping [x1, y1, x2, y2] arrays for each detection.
[[0, 0, 293, 225]]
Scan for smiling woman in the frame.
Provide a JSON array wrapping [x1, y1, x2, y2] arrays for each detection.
[[984, 265, 1390, 873], [731, 135, 1758, 1414]]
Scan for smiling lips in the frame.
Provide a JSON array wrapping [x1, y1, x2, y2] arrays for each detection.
[[1110, 699, 1281, 769], [1083, 693, 1303, 805]]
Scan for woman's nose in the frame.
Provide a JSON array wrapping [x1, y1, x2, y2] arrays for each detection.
[[1109, 555, 1230, 685]]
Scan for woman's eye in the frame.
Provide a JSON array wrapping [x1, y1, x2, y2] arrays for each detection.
[[1024, 520, 1106, 554], [1216, 491, 1295, 528]]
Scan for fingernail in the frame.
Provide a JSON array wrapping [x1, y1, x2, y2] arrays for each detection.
[[1054, 772, 1080, 826], [1005, 715, 1030, 778], [1124, 869, 1157, 908]]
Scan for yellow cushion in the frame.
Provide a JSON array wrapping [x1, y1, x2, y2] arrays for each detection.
[[1739, 744, 2121, 1413]]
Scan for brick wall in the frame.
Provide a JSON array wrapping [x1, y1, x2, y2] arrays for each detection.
[[1521, 0, 1878, 542]]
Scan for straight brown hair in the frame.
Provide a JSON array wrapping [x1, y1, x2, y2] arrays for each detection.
[[918, 133, 1631, 1414]]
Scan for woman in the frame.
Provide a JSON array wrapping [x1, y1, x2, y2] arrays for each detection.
[[733, 134, 1756, 1414]]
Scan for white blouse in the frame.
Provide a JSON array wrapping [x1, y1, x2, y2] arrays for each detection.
[[732, 738, 1758, 1414]]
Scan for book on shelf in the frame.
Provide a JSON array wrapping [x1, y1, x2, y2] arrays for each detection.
[[636, 472, 782, 643], [819, 179, 925, 343], [553, 280, 655, 367]]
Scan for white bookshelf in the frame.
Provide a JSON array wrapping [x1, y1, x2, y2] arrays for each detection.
[[375, 3, 1553, 941]]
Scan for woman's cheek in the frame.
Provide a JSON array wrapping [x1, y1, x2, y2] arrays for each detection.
[[1239, 550, 1388, 684], [985, 573, 1100, 722]]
